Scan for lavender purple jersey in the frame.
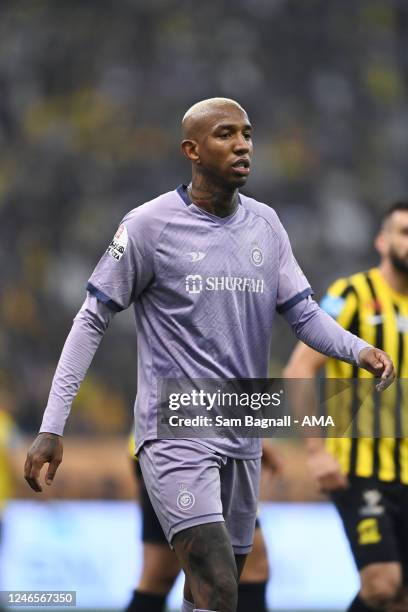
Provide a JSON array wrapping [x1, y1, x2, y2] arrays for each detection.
[[40, 185, 370, 458], [86, 186, 312, 458]]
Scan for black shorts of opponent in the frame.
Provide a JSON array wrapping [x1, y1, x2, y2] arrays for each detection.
[[331, 476, 408, 582]]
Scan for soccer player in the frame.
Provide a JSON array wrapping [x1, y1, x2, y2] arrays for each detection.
[[284, 202, 408, 612], [126, 435, 279, 612], [24, 98, 394, 612]]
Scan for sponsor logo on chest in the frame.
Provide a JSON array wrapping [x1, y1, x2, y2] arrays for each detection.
[[367, 313, 408, 333], [185, 274, 265, 294]]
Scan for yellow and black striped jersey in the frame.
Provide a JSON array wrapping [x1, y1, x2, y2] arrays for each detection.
[[321, 267, 408, 484], [128, 431, 137, 460], [0, 409, 19, 511]]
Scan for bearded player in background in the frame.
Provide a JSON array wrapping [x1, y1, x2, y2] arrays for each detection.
[[285, 202, 408, 612]]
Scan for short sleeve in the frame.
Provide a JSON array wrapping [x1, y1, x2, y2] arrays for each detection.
[[276, 222, 313, 313], [87, 216, 154, 312], [320, 278, 358, 330]]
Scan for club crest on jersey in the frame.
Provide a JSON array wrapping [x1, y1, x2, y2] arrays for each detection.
[[177, 484, 195, 511], [251, 246, 263, 267], [107, 223, 128, 261]]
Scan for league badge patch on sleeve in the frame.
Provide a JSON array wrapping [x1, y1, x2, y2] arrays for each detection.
[[107, 223, 128, 261], [320, 294, 345, 318]]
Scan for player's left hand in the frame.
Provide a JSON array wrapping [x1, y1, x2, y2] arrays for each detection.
[[358, 347, 395, 392], [261, 441, 283, 476]]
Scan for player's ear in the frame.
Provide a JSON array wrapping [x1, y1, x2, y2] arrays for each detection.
[[375, 231, 387, 256], [181, 139, 200, 163]]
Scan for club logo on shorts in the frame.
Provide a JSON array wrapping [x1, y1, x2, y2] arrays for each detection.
[[177, 484, 195, 511], [251, 246, 263, 267]]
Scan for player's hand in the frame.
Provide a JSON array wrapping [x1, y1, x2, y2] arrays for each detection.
[[307, 447, 348, 494], [24, 433, 63, 492], [358, 347, 395, 392], [261, 442, 283, 476]]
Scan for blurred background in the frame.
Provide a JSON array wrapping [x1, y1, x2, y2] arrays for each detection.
[[1, 0, 408, 609]]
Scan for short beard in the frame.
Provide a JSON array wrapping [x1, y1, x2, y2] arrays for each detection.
[[196, 166, 246, 192], [389, 249, 408, 276]]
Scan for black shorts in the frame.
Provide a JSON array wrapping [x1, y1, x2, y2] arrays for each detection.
[[133, 460, 260, 545], [331, 477, 408, 580], [134, 459, 167, 544]]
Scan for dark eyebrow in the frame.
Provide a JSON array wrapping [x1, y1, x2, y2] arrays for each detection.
[[214, 123, 252, 131]]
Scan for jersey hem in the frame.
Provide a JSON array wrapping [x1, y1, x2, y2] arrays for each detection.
[[136, 435, 263, 460]]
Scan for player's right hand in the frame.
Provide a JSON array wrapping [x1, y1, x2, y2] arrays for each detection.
[[306, 447, 348, 494], [24, 432, 63, 492]]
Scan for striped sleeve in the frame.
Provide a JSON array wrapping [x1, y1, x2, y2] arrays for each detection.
[[320, 277, 358, 331]]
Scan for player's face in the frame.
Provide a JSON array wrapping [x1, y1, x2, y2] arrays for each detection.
[[197, 106, 253, 188], [383, 211, 408, 274]]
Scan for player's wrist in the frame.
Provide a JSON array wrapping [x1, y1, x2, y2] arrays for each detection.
[[356, 344, 374, 367], [38, 431, 63, 438]]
